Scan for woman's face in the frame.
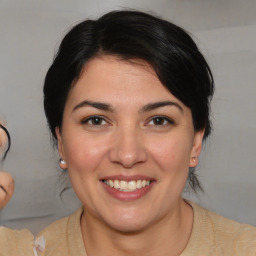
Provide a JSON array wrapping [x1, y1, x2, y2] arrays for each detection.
[[57, 56, 204, 232]]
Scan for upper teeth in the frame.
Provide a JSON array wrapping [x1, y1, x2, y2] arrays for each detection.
[[104, 180, 151, 192]]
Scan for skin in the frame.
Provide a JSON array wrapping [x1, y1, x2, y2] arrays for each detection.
[[0, 124, 14, 210], [57, 56, 204, 256], [0, 171, 14, 209]]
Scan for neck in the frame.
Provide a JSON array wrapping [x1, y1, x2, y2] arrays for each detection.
[[81, 199, 193, 256]]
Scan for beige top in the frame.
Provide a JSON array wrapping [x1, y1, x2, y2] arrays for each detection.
[[0, 201, 256, 255]]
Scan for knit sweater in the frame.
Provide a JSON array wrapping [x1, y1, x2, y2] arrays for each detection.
[[1, 201, 256, 255]]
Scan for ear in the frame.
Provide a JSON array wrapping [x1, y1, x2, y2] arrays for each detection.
[[56, 127, 68, 169], [189, 129, 205, 168]]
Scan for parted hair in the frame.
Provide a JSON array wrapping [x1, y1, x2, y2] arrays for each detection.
[[44, 10, 214, 192]]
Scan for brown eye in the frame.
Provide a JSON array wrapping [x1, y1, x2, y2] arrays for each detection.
[[82, 116, 107, 126], [90, 117, 104, 125], [153, 117, 165, 125], [147, 116, 173, 126]]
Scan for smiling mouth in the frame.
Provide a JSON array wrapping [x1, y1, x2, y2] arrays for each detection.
[[101, 179, 153, 192]]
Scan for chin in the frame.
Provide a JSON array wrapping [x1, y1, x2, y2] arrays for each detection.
[[108, 219, 150, 234], [101, 208, 154, 234]]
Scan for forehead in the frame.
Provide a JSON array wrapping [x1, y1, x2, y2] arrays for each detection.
[[65, 56, 186, 110]]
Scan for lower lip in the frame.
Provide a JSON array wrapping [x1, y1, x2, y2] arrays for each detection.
[[101, 182, 155, 201]]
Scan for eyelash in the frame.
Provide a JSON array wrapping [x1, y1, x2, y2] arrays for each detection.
[[146, 116, 174, 126], [81, 115, 109, 126], [81, 115, 174, 127]]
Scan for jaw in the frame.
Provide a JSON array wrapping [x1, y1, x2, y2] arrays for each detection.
[[83, 183, 182, 234]]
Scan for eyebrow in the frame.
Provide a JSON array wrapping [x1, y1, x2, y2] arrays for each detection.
[[73, 100, 114, 112], [73, 100, 183, 114], [140, 101, 184, 113]]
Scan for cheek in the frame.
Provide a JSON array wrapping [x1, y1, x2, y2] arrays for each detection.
[[63, 135, 109, 174], [149, 135, 192, 171], [149, 136, 193, 200], [63, 135, 110, 208]]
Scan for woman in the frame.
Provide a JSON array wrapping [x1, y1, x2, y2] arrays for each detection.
[[1, 10, 256, 256]]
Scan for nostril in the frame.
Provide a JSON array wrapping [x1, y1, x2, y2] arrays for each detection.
[[108, 130, 148, 167]]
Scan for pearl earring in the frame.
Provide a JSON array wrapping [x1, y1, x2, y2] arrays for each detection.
[[59, 158, 67, 169], [192, 157, 197, 162]]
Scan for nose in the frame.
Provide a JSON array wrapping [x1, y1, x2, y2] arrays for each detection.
[[108, 126, 148, 168]]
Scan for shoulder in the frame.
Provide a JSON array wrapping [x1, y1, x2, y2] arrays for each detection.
[[190, 201, 256, 255], [0, 226, 34, 256], [35, 207, 85, 256], [35, 215, 71, 255], [206, 208, 256, 251], [203, 206, 256, 238], [0, 208, 85, 256], [36, 214, 70, 241]]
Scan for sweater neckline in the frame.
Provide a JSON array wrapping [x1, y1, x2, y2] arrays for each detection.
[[67, 201, 207, 256]]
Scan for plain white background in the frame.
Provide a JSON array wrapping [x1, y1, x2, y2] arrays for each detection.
[[0, 0, 255, 234]]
